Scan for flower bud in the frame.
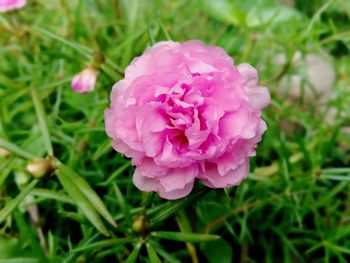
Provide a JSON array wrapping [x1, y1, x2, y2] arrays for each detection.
[[0, 147, 11, 158], [132, 215, 149, 234], [26, 159, 54, 179], [71, 68, 98, 94]]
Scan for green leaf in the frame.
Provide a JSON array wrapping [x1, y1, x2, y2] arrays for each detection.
[[55, 169, 110, 236], [322, 167, 350, 174], [0, 139, 36, 160], [71, 237, 136, 253], [92, 139, 112, 161], [30, 188, 74, 204], [0, 179, 39, 224], [30, 26, 92, 58], [0, 159, 15, 186], [149, 241, 181, 263], [64, 89, 97, 116], [125, 242, 142, 263], [151, 231, 220, 243], [0, 15, 12, 31], [0, 236, 21, 259], [58, 163, 117, 228], [58, 210, 89, 225], [150, 187, 210, 227], [176, 211, 198, 263], [0, 258, 40, 263], [113, 183, 130, 222], [200, 239, 233, 263], [102, 162, 131, 186], [159, 20, 172, 41], [119, 0, 141, 67], [30, 86, 53, 156], [328, 243, 350, 254], [320, 175, 350, 181], [100, 63, 123, 81], [146, 243, 162, 263], [11, 209, 46, 259], [201, 0, 243, 25], [246, 6, 300, 28]]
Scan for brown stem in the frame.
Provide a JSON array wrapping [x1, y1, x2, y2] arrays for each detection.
[[27, 205, 48, 255]]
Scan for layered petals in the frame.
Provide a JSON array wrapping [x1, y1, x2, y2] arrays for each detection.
[[105, 40, 270, 199], [0, 0, 26, 12]]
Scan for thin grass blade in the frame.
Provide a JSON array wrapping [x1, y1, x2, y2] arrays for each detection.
[[151, 231, 220, 243], [150, 187, 210, 227], [30, 86, 53, 156], [58, 163, 117, 228], [0, 139, 36, 160], [0, 179, 39, 224], [72, 237, 136, 253], [125, 242, 142, 263], [55, 169, 109, 236], [31, 188, 74, 204], [146, 242, 162, 263]]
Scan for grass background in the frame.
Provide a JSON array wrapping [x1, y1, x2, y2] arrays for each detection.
[[1, 0, 350, 262]]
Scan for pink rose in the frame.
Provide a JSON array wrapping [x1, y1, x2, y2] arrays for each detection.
[[0, 0, 26, 12], [105, 40, 270, 200], [71, 68, 98, 94]]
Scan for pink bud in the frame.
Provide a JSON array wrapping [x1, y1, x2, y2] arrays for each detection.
[[71, 68, 98, 94], [0, 0, 26, 12]]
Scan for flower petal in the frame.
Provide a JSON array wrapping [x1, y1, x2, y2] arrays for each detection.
[[201, 161, 249, 188]]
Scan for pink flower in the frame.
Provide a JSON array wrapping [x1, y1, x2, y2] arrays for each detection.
[[71, 68, 98, 94], [105, 40, 270, 200], [0, 0, 26, 12]]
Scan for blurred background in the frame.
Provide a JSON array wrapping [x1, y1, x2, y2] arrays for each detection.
[[1, 0, 350, 262]]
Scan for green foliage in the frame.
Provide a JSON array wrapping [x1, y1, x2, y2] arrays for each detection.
[[0, 0, 350, 262]]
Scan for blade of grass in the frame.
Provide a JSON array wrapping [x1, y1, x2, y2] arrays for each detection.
[[101, 162, 131, 186], [92, 139, 112, 161], [0, 179, 39, 224], [112, 183, 130, 222], [151, 231, 220, 243], [150, 187, 210, 227], [0, 258, 40, 263], [149, 240, 181, 263], [176, 211, 199, 263], [0, 158, 15, 186], [0, 15, 13, 31], [158, 20, 172, 40], [146, 242, 162, 263], [31, 188, 74, 204], [319, 175, 350, 181], [30, 86, 53, 156], [71, 237, 136, 253], [55, 169, 110, 237], [321, 167, 350, 174], [58, 163, 117, 228], [0, 138, 36, 159], [58, 210, 90, 224], [125, 242, 142, 263], [30, 26, 92, 58], [306, 0, 334, 34]]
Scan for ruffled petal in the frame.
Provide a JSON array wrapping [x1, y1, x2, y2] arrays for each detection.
[[159, 165, 198, 192], [105, 40, 270, 199], [200, 161, 249, 188]]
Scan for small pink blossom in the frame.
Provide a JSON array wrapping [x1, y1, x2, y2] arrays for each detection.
[[105, 40, 270, 200], [71, 68, 98, 94], [0, 0, 26, 12]]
